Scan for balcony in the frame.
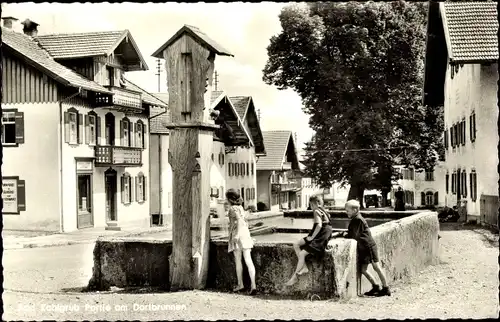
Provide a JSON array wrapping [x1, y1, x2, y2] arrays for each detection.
[[95, 145, 142, 167], [271, 180, 302, 193], [106, 86, 143, 111]]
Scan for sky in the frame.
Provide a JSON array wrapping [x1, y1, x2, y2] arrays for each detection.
[[3, 2, 314, 157]]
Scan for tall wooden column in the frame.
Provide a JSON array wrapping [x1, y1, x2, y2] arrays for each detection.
[[152, 25, 233, 290]]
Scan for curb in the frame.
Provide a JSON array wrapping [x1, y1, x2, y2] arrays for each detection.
[[4, 227, 173, 250]]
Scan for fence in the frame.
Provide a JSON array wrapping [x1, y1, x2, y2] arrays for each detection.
[[479, 195, 499, 231]]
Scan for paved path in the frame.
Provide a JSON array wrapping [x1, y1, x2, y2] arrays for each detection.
[[2, 227, 172, 250], [2, 224, 498, 320]]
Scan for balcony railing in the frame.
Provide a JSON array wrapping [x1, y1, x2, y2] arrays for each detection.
[[271, 181, 302, 193], [95, 145, 142, 166], [106, 86, 142, 110]]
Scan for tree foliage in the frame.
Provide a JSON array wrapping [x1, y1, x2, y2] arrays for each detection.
[[263, 1, 442, 206]]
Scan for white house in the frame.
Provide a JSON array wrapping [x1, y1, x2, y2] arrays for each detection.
[[1, 18, 167, 232], [256, 131, 301, 211], [423, 1, 499, 223]]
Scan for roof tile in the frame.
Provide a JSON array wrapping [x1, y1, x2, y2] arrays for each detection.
[[442, 1, 498, 62], [35, 30, 125, 59], [1, 27, 111, 94], [123, 84, 168, 108], [256, 131, 293, 171]]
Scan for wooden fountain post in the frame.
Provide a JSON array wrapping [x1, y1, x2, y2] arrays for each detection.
[[152, 25, 233, 290]]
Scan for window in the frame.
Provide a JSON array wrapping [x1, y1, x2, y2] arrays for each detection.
[[450, 126, 454, 147], [444, 130, 448, 150], [122, 119, 131, 147], [121, 173, 132, 204], [136, 173, 147, 203], [246, 188, 250, 200], [470, 112, 476, 142], [136, 121, 145, 149], [470, 171, 477, 202], [77, 174, 92, 212], [86, 113, 98, 145], [69, 112, 78, 143], [228, 163, 233, 176], [425, 191, 434, 206], [65, 108, 83, 145], [2, 110, 24, 145], [241, 163, 245, 176], [445, 174, 449, 194], [235, 163, 240, 176], [246, 163, 250, 176], [425, 170, 434, 181], [251, 163, 254, 175]]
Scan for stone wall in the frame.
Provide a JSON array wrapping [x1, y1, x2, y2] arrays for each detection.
[[88, 212, 439, 300]]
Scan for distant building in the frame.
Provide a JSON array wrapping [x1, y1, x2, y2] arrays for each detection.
[[423, 1, 498, 224], [256, 131, 300, 211], [1, 19, 166, 232], [149, 90, 266, 223]]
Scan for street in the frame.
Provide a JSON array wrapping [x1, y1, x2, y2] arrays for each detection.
[[2, 225, 499, 320]]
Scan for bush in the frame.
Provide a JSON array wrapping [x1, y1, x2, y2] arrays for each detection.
[[438, 206, 460, 222], [257, 202, 268, 212]]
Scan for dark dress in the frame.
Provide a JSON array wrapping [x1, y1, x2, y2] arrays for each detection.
[[300, 208, 333, 257]]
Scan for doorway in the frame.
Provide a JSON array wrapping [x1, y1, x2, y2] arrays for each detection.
[[105, 168, 117, 222], [77, 173, 94, 228], [105, 113, 115, 146]]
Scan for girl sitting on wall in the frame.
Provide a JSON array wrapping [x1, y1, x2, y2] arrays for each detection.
[[285, 195, 333, 286], [226, 188, 257, 295]]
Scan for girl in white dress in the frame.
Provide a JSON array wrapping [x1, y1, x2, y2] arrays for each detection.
[[226, 188, 256, 295]]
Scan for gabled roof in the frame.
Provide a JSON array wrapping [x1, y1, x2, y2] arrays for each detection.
[[257, 131, 299, 171], [422, 1, 498, 107], [1, 27, 112, 95], [441, 1, 498, 63], [35, 30, 149, 71], [123, 82, 168, 108], [211, 90, 225, 105], [229, 96, 266, 156], [229, 96, 251, 120], [152, 24, 233, 59]]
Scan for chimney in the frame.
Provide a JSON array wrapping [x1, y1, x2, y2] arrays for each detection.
[[2, 17, 18, 29], [21, 18, 39, 37]]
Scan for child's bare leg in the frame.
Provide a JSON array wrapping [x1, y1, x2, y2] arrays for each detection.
[[372, 262, 388, 288], [285, 250, 309, 286], [360, 263, 378, 286], [233, 249, 244, 291], [242, 249, 256, 290], [293, 239, 305, 257]]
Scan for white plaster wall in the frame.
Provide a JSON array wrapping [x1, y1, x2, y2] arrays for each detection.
[[2, 102, 61, 231], [443, 63, 499, 217], [61, 104, 150, 232]]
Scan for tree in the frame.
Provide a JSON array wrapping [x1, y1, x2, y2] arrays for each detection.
[[262, 1, 442, 208]]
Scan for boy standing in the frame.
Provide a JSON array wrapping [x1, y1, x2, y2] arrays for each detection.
[[342, 199, 391, 296]]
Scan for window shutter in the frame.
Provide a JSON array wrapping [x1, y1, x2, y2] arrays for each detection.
[[121, 176, 126, 204], [78, 113, 84, 144], [463, 172, 467, 197], [85, 115, 90, 145], [96, 116, 101, 145], [64, 112, 70, 143], [142, 124, 147, 148], [17, 180, 26, 211], [235, 163, 239, 176], [135, 176, 139, 202], [450, 126, 453, 147], [14, 111, 25, 144], [421, 192, 425, 206], [222, 154, 225, 165], [120, 120, 124, 146], [143, 176, 147, 201], [246, 188, 250, 200], [444, 130, 448, 149], [473, 114, 476, 140], [434, 192, 439, 205], [445, 174, 449, 193], [228, 163, 232, 176], [473, 173, 477, 202], [469, 115, 473, 142], [251, 163, 254, 175], [462, 121, 466, 145], [246, 163, 249, 176]]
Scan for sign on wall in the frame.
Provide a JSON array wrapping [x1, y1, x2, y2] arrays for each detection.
[[2, 177, 26, 214]]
